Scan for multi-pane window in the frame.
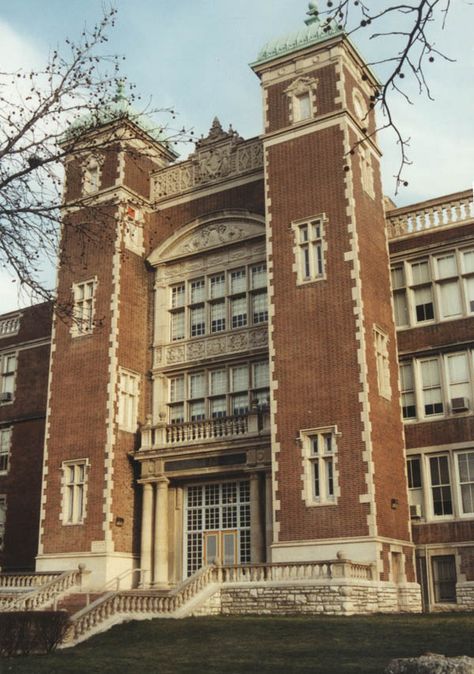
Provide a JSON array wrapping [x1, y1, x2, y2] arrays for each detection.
[[429, 455, 453, 516], [167, 361, 269, 423], [185, 481, 250, 576], [391, 248, 474, 328], [72, 279, 96, 336], [169, 263, 267, 341], [304, 429, 337, 505], [457, 451, 474, 515], [400, 351, 474, 421], [294, 218, 324, 283], [432, 555, 457, 603], [420, 359, 443, 416], [374, 327, 391, 399], [400, 362, 416, 419], [0, 353, 16, 402], [0, 428, 11, 474], [63, 461, 88, 525], [0, 496, 6, 551], [118, 370, 139, 432]]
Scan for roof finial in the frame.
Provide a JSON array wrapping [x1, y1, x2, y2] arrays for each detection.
[[114, 79, 127, 103], [305, 1, 320, 26]]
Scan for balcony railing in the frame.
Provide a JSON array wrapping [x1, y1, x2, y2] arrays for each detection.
[[141, 410, 270, 449], [387, 189, 473, 240]]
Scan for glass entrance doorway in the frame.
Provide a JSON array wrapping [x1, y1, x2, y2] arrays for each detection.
[[185, 480, 250, 577]]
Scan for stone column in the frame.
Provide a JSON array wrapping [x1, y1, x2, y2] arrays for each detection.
[[250, 473, 265, 563], [140, 482, 153, 587], [153, 477, 169, 588], [265, 471, 273, 561]]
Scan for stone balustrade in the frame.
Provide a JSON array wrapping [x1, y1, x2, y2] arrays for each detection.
[[0, 315, 20, 337], [0, 572, 61, 588], [66, 559, 377, 644], [387, 189, 473, 239], [3, 566, 85, 612], [140, 410, 270, 450]]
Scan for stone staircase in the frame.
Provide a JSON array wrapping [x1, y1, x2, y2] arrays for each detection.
[[0, 566, 87, 612]]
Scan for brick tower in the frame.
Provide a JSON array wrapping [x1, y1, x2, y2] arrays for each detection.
[[36, 97, 176, 587], [252, 3, 418, 590]]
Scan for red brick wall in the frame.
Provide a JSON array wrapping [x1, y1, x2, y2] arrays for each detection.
[[266, 126, 371, 541], [460, 546, 474, 581], [413, 520, 474, 546]]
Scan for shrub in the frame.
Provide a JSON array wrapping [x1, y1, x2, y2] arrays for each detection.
[[0, 611, 70, 656]]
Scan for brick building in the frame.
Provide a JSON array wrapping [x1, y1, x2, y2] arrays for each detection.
[[1, 4, 473, 614]]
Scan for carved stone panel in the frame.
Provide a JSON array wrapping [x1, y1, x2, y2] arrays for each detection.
[[162, 328, 268, 366]]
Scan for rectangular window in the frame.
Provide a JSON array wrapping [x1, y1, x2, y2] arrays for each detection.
[[420, 359, 443, 416], [465, 277, 474, 314], [230, 269, 247, 295], [232, 393, 249, 416], [231, 296, 247, 329], [232, 366, 249, 392], [209, 274, 225, 299], [189, 372, 205, 399], [447, 353, 470, 404], [432, 555, 457, 603], [189, 400, 205, 421], [118, 370, 139, 432], [0, 353, 16, 401], [253, 362, 269, 389], [210, 370, 226, 396], [63, 461, 87, 525], [171, 284, 185, 308], [393, 291, 409, 327], [391, 266, 405, 290], [190, 278, 205, 304], [0, 496, 6, 551], [457, 451, 474, 515], [251, 264, 267, 289], [295, 92, 311, 121], [407, 457, 422, 489], [72, 279, 96, 335], [411, 260, 430, 285], [190, 305, 206, 337], [294, 217, 325, 283], [210, 397, 227, 418], [436, 254, 457, 279], [0, 428, 11, 474], [171, 311, 185, 341], [430, 455, 453, 516], [374, 327, 391, 399], [210, 301, 226, 333], [438, 280, 462, 319], [307, 431, 336, 504], [252, 292, 268, 324], [170, 376, 184, 403], [400, 362, 416, 419], [170, 403, 184, 424], [414, 286, 434, 322]]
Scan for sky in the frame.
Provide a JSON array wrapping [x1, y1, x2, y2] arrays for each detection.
[[1, 0, 473, 313]]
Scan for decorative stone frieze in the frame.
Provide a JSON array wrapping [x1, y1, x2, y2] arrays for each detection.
[[151, 135, 263, 201], [161, 327, 268, 366]]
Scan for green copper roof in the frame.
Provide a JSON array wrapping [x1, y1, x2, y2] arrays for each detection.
[[63, 81, 170, 146], [251, 2, 344, 68]]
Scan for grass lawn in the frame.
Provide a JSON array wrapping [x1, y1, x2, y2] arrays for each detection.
[[0, 613, 473, 674]]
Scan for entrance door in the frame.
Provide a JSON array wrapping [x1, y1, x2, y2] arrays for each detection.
[[203, 531, 238, 565]]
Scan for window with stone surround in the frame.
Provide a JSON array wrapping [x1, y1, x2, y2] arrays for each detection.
[[399, 350, 474, 422], [391, 248, 474, 328], [168, 263, 267, 342], [62, 460, 88, 525], [285, 76, 318, 124], [0, 353, 16, 404], [118, 369, 139, 432], [0, 428, 11, 474], [374, 326, 391, 400], [292, 216, 326, 285], [168, 361, 269, 424], [71, 279, 97, 337], [301, 427, 338, 506]]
